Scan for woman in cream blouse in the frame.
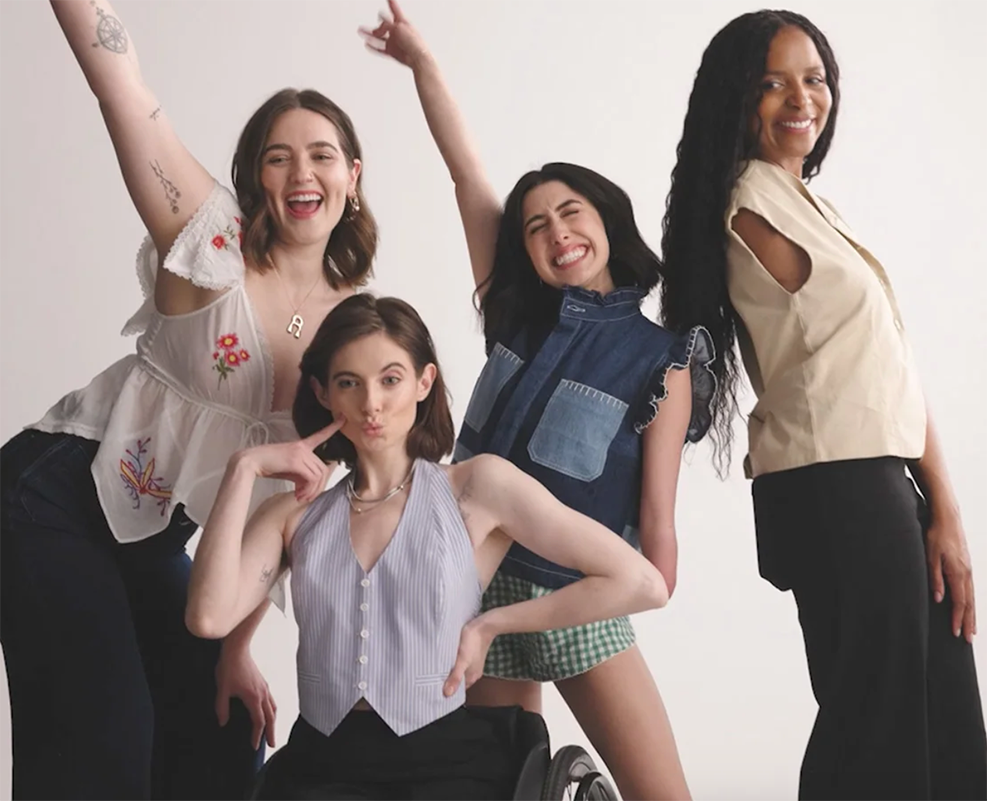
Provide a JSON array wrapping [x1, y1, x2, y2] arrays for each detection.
[[660, 9, 984, 801]]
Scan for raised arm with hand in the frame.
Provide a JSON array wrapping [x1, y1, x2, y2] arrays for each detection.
[[185, 421, 342, 640], [360, 0, 501, 291], [50, 0, 217, 312]]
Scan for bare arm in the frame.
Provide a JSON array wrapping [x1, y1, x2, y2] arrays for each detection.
[[361, 0, 501, 291], [910, 406, 976, 641], [185, 457, 293, 640], [731, 208, 811, 293], [51, 0, 216, 311], [186, 425, 340, 639], [221, 598, 272, 653], [465, 455, 668, 639], [639, 366, 693, 598]]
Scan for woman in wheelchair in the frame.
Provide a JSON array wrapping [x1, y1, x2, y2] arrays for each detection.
[[186, 293, 668, 800]]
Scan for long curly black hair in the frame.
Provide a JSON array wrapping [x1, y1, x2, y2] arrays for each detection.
[[479, 163, 663, 346], [660, 10, 840, 473]]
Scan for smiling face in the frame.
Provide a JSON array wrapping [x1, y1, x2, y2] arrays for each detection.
[[520, 180, 614, 294], [260, 107, 361, 248], [753, 25, 833, 176], [312, 331, 435, 457]]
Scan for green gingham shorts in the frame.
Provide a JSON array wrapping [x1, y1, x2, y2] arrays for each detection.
[[481, 572, 637, 682]]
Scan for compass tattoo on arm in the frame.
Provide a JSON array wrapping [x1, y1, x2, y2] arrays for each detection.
[[89, 2, 128, 54]]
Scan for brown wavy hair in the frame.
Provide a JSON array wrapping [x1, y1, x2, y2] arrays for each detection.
[[231, 88, 377, 289], [293, 294, 454, 467]]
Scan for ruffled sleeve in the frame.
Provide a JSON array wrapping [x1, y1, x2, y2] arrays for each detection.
[[634, 325, 717, 442], [122, 184, 246, 336]]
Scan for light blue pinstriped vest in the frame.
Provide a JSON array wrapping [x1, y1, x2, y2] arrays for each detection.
[[289, 459, 481, 737]]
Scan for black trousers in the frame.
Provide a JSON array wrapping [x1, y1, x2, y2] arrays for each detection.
[[258, 708, 518, 800], [753, 456, 986, 800], [0, 430, 261, 799]]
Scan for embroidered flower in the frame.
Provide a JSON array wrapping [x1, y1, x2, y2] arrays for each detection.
[[211, 219, 243, 251], [120, 438, 172, 516], [216, 333, 239, 351], [212, 332, 250, 385]]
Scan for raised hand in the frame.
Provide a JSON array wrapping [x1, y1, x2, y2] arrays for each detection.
[[358, 0, 431, 70], [239, 419, 344, 503]]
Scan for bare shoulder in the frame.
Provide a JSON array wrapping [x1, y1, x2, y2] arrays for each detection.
[[731, 207, 781, 248], [443, 454, 516, 497], [253, 490, 311, 544], [731, 208, 810, 292]]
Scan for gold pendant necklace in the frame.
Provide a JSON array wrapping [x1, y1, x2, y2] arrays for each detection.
[[272, 265, 323, 339]]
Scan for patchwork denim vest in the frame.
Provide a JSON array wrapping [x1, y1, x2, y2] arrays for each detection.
[[454, 286, 713, 590]]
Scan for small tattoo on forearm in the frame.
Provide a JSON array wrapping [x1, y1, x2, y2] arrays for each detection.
[[150, 159, 181, 214], [90, 3, 128, 54], [149, 107, 162, 121], [260, 566, 273, 583]]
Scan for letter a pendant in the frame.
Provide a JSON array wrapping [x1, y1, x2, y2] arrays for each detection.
[[287, 314, 304, 339]]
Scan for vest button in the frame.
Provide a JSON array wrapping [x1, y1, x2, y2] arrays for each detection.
[[360, 602, 369, 612], [358, 681, 367, 691], [360, 578, 370, 588], [360, 629, 369, 639], [358, 655, 368, 664]]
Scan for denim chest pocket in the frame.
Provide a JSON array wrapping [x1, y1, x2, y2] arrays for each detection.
[[527, 380, 628, 482], [463, 343, 525, 432]]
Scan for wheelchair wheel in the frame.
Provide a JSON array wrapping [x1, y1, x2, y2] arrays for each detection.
[[542, 745, 618, 800], [573, 771, 618, 801]]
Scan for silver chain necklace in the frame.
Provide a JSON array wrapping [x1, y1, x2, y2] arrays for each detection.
[[345, 467, 414, 514]]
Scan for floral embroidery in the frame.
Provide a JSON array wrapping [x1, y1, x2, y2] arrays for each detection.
[[120, 438, 172, 515], [213, 332, 250, 384], [216, 333, 239, 350], [211, 217, 243, 251]]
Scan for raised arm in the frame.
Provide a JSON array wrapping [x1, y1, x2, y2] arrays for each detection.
[[51, 0, 216, 306], [360, 0, 502, 292], [185, 423, 340, 639]]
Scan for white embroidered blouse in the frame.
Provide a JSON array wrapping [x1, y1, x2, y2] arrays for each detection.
[[32, 183, 298, 543]]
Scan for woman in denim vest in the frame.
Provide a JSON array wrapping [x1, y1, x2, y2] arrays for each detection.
[[361, 3, 714, 798]]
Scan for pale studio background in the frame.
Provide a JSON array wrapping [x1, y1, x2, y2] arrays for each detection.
[[1, 0, 985, 798]]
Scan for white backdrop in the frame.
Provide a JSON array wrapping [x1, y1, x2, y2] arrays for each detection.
[[1, 1, 985, 799]]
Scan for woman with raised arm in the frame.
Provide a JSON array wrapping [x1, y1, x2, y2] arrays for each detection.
[[186, 293, 668, 800], [358, 3, 713, 798], [660, 10, 984, 799], [0, 1, 377, 797]]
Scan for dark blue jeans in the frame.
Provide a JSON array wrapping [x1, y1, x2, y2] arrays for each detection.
[[0, 429, 262, 800]]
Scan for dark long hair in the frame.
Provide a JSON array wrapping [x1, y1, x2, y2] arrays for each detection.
[[479, 163, 663, 345], [232, 88, 377, 290], [292, 294, 454, 467], [659, 11, 840, 473]]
